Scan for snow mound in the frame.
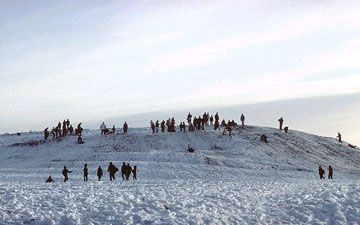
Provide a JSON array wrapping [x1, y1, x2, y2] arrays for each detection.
[[0, 125, 359, 181]]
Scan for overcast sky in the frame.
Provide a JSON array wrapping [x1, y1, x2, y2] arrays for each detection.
[[0, 0, 359, 143]]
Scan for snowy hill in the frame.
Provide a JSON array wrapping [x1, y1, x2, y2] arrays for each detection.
[[1, 125, 359, 182], [1, 125, 360, 224]]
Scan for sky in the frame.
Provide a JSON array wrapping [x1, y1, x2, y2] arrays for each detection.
[[0, 0, 359, 143]]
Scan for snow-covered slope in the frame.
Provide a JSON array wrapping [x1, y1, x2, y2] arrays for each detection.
[[1, 125, 360, 224], [0, 125, 359, 182]]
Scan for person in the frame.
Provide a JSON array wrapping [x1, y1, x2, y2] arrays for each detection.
[[214, 120, 220, 131], [150, 120, 155, 133], [336, 132, 342, 143], [221, 119, 226, 126], [260, 134, 268, 143], [44, 127, 49, 140], [83, 164, 88, 181], [45, 176, 55, 183], [215, 112, 219, 122], [210, 115, 214, 125], [328, 165, 333, 179], [121, 162, 126, 180], [240, 113, 245, 126], [161, 120, 165, 132], [100, 122, 107, 135], [107, 162, 118, 181], [187, 113, 192, 125], [123, 121, 128, 134], [132, 166, 137, 180], [69, 125, 74, 135], [78, 135, 84, 144], [51, 127, 56, 139], [222, 126, 232, 137], [278, 117, 284, 130], [112, 125, 115, 134], [155, 120, 159, 133], [76, 123, 83, 136], [66, 119, 70, 130], [284, 126, 289, 133], [97, 166, 103, 181], [126, 163, 132, 180], [319, 166, 325, 179], [62, 166, 72, 182], [189, 123, 194, 131], [57, 121, 62, 136]]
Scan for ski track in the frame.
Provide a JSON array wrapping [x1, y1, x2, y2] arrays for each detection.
[[0, 125, 360, 224]]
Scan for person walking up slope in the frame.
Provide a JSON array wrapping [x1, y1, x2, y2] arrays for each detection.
[[318, 166, 325, 179], [328, 165, 333, 179]]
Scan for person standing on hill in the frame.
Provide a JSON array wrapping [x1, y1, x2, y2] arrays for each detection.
[[210, 115, 214, 125], [107, 162, 118, 181], [336, 132, 342, 143], [97, 166, 103, 181], [123, 122, 128, 134], [150, 120, 155, 133], [240, 113, 245, 126], [155, 120, 159, 133], [62, 166, 72, 182], [161, 120, 165, 132], [318, 166, 325, 179], [328, 165, 333, 179], [83, 164, 88, 181], [132, 166, 137, 180], [121, 162, 126, 180], [44, 127, 49, 140], [126, 163, 132, 180], [278, 117, 284, 130], [100, 122, 107, 135]]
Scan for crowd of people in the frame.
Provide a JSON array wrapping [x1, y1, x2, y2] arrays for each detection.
[[43, 119, 83, 141], [46, 162, 137, 182], [42, 112, 347, 182]]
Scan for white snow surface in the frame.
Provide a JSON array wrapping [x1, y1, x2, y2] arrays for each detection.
[[0, 125, 359, 224]]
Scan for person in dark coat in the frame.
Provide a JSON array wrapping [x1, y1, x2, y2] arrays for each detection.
[[107, 162, 118, 181], [328, 165, 333, 179], [150, 120, 155, 133], [126, 163, 132, 180], [278, 117, 284, 130], [319, 166, 325, 179], [45, 176, 55, 182], [284, 126, 289, 133], [112, 125, 115, 134], [240, 113, 245, 126], [210, 115, 214, 125], [83, 164, 88, 181], [44, 127, 49, 140], [97, 166, 103, 181], [215, 112, 219, 122], [51, 127, 56, 139], [187, 113, 192, 125], [155, 120, 159, 133], [62, 166, 72, 182], [69, 125, 74, 135], [132, 166, 137, 180], [260, 134, 268, 143], [78, 135, 84, 144], [123, 122, 128, 134], [161, 120, 165, 132], [121, 162, 126, 180], [336, 132, 342, 143]]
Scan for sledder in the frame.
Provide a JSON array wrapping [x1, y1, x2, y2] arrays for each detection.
[[222, 126, 232, 138]]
